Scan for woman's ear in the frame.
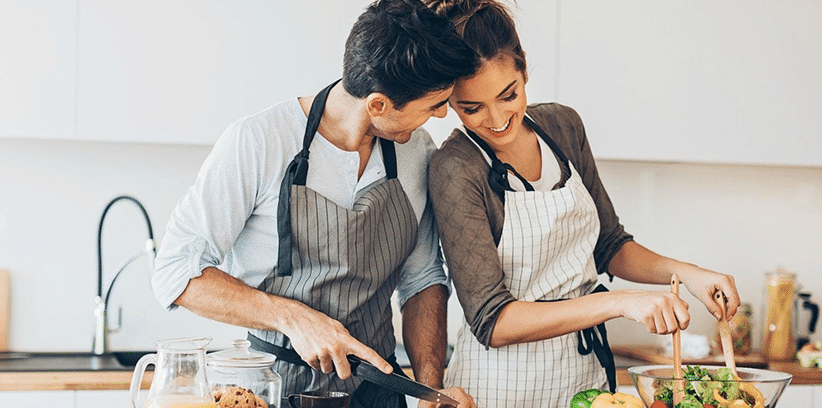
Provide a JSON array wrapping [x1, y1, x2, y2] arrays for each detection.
[[366, 93, 391, 117]]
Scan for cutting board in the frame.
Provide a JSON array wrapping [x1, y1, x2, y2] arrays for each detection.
[[612, 345, 768, 368], [0, 269, 8, 350]]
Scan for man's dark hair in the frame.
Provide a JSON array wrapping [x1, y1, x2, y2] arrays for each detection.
[[343, 0, 480, 110]]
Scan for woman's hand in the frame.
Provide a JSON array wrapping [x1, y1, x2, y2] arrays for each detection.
[[616, 290, 690, 334], [678, 264, 740, 321], [418, 387, 476, 408]]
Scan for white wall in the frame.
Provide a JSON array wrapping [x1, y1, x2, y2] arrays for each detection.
[[0, 138, 245, 351], [2, 135, 821, 352], [1, 0, 821, 354]]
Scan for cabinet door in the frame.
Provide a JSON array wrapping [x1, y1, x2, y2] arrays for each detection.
[[0, 390, 74, 407], [778, 384, 813, 406], [75, 389, 144, 408], [0, 0, 76, 139], [75, 0, 370, 145], [558, 1, 822, 166]]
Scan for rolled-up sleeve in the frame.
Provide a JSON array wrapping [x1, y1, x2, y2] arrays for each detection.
[[395, 200, 450, 309], [152, 121, 264, 310], [428, 144, 516, 347]]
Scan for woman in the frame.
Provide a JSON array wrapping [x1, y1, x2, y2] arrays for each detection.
[[424, 1, 741, 407]]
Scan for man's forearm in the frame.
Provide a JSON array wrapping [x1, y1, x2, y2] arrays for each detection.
[[401, 284, 449, 388], [175, 266, 291, 332]]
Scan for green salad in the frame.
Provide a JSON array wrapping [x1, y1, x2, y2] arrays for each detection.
[[651, 366, 765, 408]]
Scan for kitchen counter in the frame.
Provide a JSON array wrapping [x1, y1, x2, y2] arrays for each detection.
[[2, 351, 822, 391], [0, 352, 153, 391], [0, 370, 153, 391]]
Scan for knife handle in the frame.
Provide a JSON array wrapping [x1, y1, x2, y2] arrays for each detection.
[[346, 355, 362, 372]]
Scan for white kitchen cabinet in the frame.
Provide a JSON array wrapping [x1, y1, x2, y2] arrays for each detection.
[[0, 0, 76, 139], [557, 1, 822, 167], [0, 390, 74, 407], [75, 390, 134, 408], [777, 384, 814, 407], [74, 0, 368, 145]]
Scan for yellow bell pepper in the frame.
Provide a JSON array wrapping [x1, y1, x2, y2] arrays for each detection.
[[591, 392, 644, 408], [712, 386, 765, 408]]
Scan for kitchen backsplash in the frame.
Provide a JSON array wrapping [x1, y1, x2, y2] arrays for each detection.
[[1, 138, 820, 352]]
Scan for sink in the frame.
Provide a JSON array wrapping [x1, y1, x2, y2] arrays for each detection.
[[0, 351, 153, 372], [113, 350, 153, 367]]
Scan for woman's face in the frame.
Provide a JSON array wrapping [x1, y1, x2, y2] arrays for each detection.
[[449, 54, 528, 152]]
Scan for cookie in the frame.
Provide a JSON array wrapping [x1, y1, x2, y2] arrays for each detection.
[[215, 386, 257, 408]]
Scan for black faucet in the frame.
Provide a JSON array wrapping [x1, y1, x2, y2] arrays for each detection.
[[92, 195, 156, 355]]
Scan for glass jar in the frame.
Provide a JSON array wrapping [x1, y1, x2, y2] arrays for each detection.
[[715, 303, 752, 355], [207, 339, 282, 408], [762, 270, 796, 361]]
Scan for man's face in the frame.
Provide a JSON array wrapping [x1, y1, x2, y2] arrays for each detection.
[[371, 87, 453, 144]]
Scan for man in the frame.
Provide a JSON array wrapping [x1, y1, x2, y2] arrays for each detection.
[[151, 0, 479, 407]]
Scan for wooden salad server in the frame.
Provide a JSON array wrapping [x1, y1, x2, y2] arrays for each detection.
[[671, 274, 684, 406]]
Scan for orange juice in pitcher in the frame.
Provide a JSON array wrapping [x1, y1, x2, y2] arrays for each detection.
[[131, 338, 216, 408], [145, 395, 218, 408]]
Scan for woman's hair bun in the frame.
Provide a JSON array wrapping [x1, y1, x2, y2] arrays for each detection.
[[422, 0, 494, 35]]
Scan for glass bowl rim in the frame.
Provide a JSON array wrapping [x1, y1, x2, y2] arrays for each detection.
[[627, 364, 793, 383]]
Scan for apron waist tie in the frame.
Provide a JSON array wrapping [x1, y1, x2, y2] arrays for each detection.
[[538, 284, 617, 393]]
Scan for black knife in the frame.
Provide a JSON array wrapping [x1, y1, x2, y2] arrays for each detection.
[[347, 356, 460, 406]]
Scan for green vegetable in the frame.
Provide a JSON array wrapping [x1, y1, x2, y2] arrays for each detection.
[[570, 389, 604, 408], [676, 394, 702, 408], [653, 380, 673, 405], [654, 365, 763, 408]]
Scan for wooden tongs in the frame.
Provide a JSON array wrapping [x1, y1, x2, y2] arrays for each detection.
[[714, 291, 767, 407], [671, 274, 684, 405], [714, 290, 739, 378]]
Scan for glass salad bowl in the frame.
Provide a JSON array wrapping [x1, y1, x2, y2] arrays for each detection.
[[628, 365, 792, 408]]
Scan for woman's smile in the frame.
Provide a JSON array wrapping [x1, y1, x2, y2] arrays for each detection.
[[487, 116, 514, 137]]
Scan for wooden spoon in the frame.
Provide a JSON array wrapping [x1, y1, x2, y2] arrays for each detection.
[[671, 274, 684, 406], [715, 290, 739, 378]]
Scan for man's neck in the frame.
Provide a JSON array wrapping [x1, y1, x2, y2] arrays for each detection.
[[300, 83, 374, 153], [299, 83, 377, 179]]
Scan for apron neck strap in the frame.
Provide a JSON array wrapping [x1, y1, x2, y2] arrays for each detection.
[[378, 137, 398, 180], [465, 128, 535, 200], [277, 80, 399, 277], [291, 79, 340, 185], [524, 115, 570, 172], [465, 115, 572, 201]]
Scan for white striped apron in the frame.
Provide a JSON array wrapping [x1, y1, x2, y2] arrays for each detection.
[[249, 81, 417, 408], [444, 133, 607, 407]]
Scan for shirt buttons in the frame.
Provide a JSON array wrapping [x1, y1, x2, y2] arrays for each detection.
[[349, 160, 357, 166], [195, 243, 205, 251]]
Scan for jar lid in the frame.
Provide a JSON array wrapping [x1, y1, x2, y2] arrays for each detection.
[[207, 339, 277, 368]]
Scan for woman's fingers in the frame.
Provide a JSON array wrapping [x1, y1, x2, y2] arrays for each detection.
[[621, 290, 691, 334]]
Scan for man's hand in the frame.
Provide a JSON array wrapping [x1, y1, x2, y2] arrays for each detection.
[[417, 387, 476, 408], [281, 300, 392, 380]]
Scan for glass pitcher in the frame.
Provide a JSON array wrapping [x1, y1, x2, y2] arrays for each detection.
[[130, 337, 217, 408]]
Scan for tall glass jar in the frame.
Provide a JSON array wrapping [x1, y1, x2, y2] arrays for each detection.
[[207, 339, 282, 408], [762, 270, 796, 361]]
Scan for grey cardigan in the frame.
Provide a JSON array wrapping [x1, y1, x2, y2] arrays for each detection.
[[428, 102, 633, 347]]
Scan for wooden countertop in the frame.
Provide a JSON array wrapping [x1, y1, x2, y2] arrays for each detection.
[[2, 355, 821, 391], [0, 370, 153, 391]]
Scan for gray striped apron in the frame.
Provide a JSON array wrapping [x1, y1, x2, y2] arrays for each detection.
[[444, 120, 614, 407], [249, 81, 417, 408]]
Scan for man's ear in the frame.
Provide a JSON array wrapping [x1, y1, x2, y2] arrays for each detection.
[[366, 93, 392, 117]]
